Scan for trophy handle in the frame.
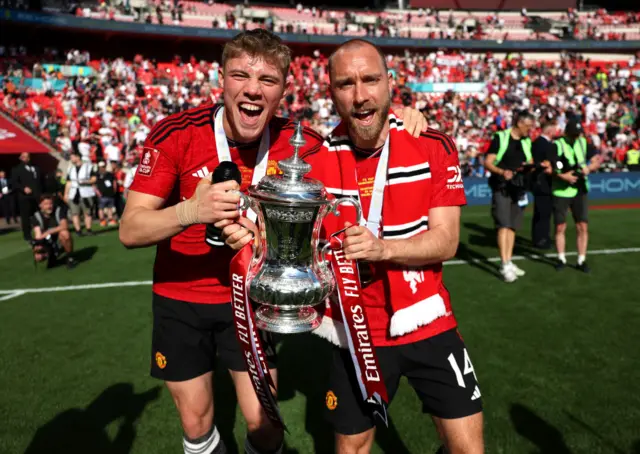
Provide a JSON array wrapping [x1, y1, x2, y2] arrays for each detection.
[[231, 191, 265, 267], [316, 197, 363, 264], [232, 190, 252, 212]]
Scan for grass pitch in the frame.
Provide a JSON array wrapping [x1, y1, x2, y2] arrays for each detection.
[[1, 199, 639, 454]]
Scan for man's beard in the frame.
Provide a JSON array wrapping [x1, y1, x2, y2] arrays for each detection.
[[347, 98, 390, 144]]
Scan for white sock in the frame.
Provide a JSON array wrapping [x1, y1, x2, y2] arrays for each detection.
[[184, 426, 223, 454], [558, 253, 566, 264], [577, 255, 586, 265], [501, 260, 510, 270]]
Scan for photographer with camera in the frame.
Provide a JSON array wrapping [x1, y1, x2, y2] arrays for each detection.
[[551, 118, 601, 273], [31, 194, 78, 269], [484, 111, 535, 282]]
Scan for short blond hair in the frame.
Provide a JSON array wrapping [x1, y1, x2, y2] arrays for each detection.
[[222, 29, 292, 79]]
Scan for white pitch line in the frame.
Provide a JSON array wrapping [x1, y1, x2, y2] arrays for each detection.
[[0, 280, 152, 295], [444, 247, 640, 266], [0, 247, 639, 298], [0, 291, 25, 302]]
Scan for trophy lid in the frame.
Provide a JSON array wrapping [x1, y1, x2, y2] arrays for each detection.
[[249, 122, 326, 204]]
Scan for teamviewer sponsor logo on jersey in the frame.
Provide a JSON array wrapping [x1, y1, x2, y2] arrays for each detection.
[[446, 166, 464, 190], [192, 166, 210, 179], [138, 147, 159, 177]]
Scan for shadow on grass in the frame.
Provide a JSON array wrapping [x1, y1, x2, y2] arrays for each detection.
[[510, 403, 572, 454], [464, 222, 558, 268], [48, 245, 98, 269], [455, 242, 502, 279], [24, 383, 161, 454], [564, 411, 626, 454]]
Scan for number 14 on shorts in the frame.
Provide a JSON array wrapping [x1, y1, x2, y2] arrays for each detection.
[[448, 349, 481, 398]]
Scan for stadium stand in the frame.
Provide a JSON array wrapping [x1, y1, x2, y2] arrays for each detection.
[[2, 45, 638, 178], [72, 3, 640, 41]]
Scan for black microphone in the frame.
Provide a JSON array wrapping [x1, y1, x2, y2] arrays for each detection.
[[205, 161, 242, 248]]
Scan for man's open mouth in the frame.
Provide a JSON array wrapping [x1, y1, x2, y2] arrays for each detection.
[[352, 109, 376, 125], [239, 102, 264, 120]]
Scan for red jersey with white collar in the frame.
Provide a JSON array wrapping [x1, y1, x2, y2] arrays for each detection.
[[129, 104, 323, 304]]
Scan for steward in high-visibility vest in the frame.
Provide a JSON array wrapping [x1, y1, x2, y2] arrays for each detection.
[[487, 128, 533, 194], [627, 149, 640, 170], [550, 118, 600, 274], [495, 129, 533, 166], [552, 135, 590, 198], [483, 110, 536, 283]]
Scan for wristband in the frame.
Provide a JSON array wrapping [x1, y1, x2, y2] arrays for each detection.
[[176, 199, 199, 227]]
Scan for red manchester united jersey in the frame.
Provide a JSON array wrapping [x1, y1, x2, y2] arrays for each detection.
[[307, 126, 467, 347], [130, 104, 323, 304], [356, 131, 466, 346]]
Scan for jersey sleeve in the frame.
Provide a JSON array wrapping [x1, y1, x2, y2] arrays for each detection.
[[427, 136, 467, 208], [128, 136, 179, 200]]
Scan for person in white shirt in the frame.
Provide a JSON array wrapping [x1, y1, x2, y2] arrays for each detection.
[[123, 159, 138, 200], [77, 140, 92, 163], [64, 152, 97, 236], [104, 140, 121, 165]]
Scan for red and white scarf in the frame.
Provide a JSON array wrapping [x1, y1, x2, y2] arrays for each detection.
[[308, 111, 449, 346]]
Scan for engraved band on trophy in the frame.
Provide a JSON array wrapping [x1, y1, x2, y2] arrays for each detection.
[[235, 123, 361, 334]]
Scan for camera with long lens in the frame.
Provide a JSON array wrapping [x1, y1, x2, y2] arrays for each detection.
[[572, 167, 588, 193], [31, 235, 61, 265]]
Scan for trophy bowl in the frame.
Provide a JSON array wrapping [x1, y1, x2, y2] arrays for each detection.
[[238, 123, 360, 334]]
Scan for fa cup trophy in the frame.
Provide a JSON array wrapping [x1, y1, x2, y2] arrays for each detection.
[[237, 123, 361, 334]]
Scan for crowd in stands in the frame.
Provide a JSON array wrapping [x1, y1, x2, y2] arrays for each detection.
[[72, 3, 640, 41], [1, 44, 639, 180]]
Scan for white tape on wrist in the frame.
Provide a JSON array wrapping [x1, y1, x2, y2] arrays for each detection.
[[176, 200, 199, 226]]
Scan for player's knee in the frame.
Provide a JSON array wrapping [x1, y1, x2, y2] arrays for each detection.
[[446, 441, 484, 454], [180, 410, 213, 440], [555, 223, 566, 234], [335, 432, 374, 454], [59, 230, 70, 241], [441, 413, 484, 454], [173, 395, 214, 440], [576, 222, 588, 234]]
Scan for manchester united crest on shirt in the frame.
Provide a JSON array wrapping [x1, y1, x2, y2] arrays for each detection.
[[138, 147, 159, 177]]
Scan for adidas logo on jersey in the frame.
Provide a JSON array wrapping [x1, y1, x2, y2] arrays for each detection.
[[192, 166, 210, 179], [471, 385, 481, 401]]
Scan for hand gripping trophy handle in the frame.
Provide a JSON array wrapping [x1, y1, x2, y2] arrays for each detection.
[[317, 196, 363, 267], [232, 191, 264, 260]]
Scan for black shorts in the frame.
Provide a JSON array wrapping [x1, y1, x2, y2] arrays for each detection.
[[325, 329, 483, 435], [151, 293, 277, 381], [491, 191, 524, 230], [553, 193, 588, 226]]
